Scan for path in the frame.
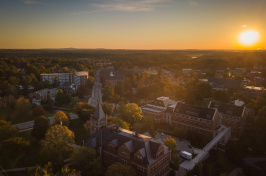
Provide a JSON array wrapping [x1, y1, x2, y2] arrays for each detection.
[[12, 112, 78, 131]]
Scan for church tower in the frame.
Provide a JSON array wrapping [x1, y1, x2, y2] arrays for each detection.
[[90, 102, 107, 135]]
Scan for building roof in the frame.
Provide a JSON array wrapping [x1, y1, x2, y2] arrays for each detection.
[[208, 77, 242, 89], [174, 103, 216, 120], [104, 70, 127, 82], [85, 127, 169, 165], [92, 102, 106, 120], [208, 101, 245, 117]]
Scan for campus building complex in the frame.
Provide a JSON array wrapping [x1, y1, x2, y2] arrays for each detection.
[[86, 102, 171, 176]]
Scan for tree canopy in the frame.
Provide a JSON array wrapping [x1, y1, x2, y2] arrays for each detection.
[[119, 103, 143, 124], [53, 111, 70, 126], [106, 162, 136, 176]]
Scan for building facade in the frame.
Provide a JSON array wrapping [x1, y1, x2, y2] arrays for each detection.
[[29, 88, 58, 105], [40, 71, 88, 93], [208, 101, 247, 138], [86, 125, 171, 176]]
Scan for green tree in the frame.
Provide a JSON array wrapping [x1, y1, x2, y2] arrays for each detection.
[[71, 146, 102, 176], [87, 76, 95, 89], [41, 125, 75, 171], [53, 111, 70, 126], [106, 162, 136, 176], [101, 102, 114, 115], [73, 102, 95, 121], [14, 97, 32, 120], [33, 105, 45, 117], [119, 103, 143, 124], [31, 115, 50, 140], [213, 90, 229, 103], [109, 117, 130, 130], [133, 117, 156, 137], [1, 137, 30, 158], [55, 89, 72, 105], [0, 120, 18, 141], [102, 81, 114, 102]]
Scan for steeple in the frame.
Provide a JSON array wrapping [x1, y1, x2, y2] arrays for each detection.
[[92, 101, 106, 120], [90, 101, 107, 135]]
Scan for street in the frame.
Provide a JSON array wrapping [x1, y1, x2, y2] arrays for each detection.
[[88, 67, 103, 107]]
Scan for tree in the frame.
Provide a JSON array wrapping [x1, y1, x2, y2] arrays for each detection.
[[254, 106, 266, 152], [213, 90, 229, 103], [119, 103, 143, 124], [87, 76, 95, 89], [101, 102, 114, 115], [55, 89, 72, 105], [164, 136, 177, 153], [14, 97, 31, 120], [0, 120, 19, 141], [33, 162, 81, 176], [73, 102, 95, 121], [106, 162, 136, 176], [102, 81, 114, 102], [53, 111, 70, 126], [1, 137, 30, 158], [109, 117, 130, 130], [77, 85, 88, 99], [31, 115, 50, 140], [41, 125, 75, 170], [71, 146, 102, 176], [133, 117, 155, 137], [33, 105, 45, 117]]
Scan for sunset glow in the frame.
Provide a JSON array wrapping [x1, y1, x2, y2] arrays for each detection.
[[239, 30, 260, 46]]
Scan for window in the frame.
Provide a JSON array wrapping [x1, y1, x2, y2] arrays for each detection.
[[121, 151, 128, 157]]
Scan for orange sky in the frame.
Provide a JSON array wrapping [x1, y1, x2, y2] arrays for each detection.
[[0, 0, 265, 50]]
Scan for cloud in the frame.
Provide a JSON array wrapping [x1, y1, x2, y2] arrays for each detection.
[[188, 0, 198, 6], [70, 0, 170, 15], [24, 0, 40, 5], [242, 24, 247, 28]]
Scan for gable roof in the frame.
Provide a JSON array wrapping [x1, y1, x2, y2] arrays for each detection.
[[85, 127, 169, 165], [208, 77, 242, 89], [208, 101, 245, 117], [174, 103, 216, 120], [92, 102, 106, 120]]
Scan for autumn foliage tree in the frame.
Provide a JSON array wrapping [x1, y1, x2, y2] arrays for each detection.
[[119, 103, 143, 125], [53, 111, 70, 126], [73, 102, 95, 121]]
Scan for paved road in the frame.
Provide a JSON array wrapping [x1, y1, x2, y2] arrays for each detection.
[[12, 112, 78, 131], [89, 68, 103, 107]]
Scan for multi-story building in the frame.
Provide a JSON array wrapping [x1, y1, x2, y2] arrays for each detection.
[[140, 97, 177, 123], [40, 72, 88, 93], [85, 125, 171, 176], [29, 88, 58, 105], [208, 101, 247, 138], [169, 103, 221, 139]]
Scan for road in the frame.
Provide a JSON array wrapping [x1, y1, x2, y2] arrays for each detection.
[[12, 112, 78, 131], [88, 67, 103, 107]]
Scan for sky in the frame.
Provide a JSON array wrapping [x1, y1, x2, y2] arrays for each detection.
[[0, 0, 266, 49]]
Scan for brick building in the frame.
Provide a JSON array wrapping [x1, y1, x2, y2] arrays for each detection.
[[170, 103, 221, 139], [85, 126, 171, 176], [208, 101, 247, 138]]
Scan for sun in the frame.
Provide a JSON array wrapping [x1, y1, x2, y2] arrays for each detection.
[[239, 30, 259, 46]]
